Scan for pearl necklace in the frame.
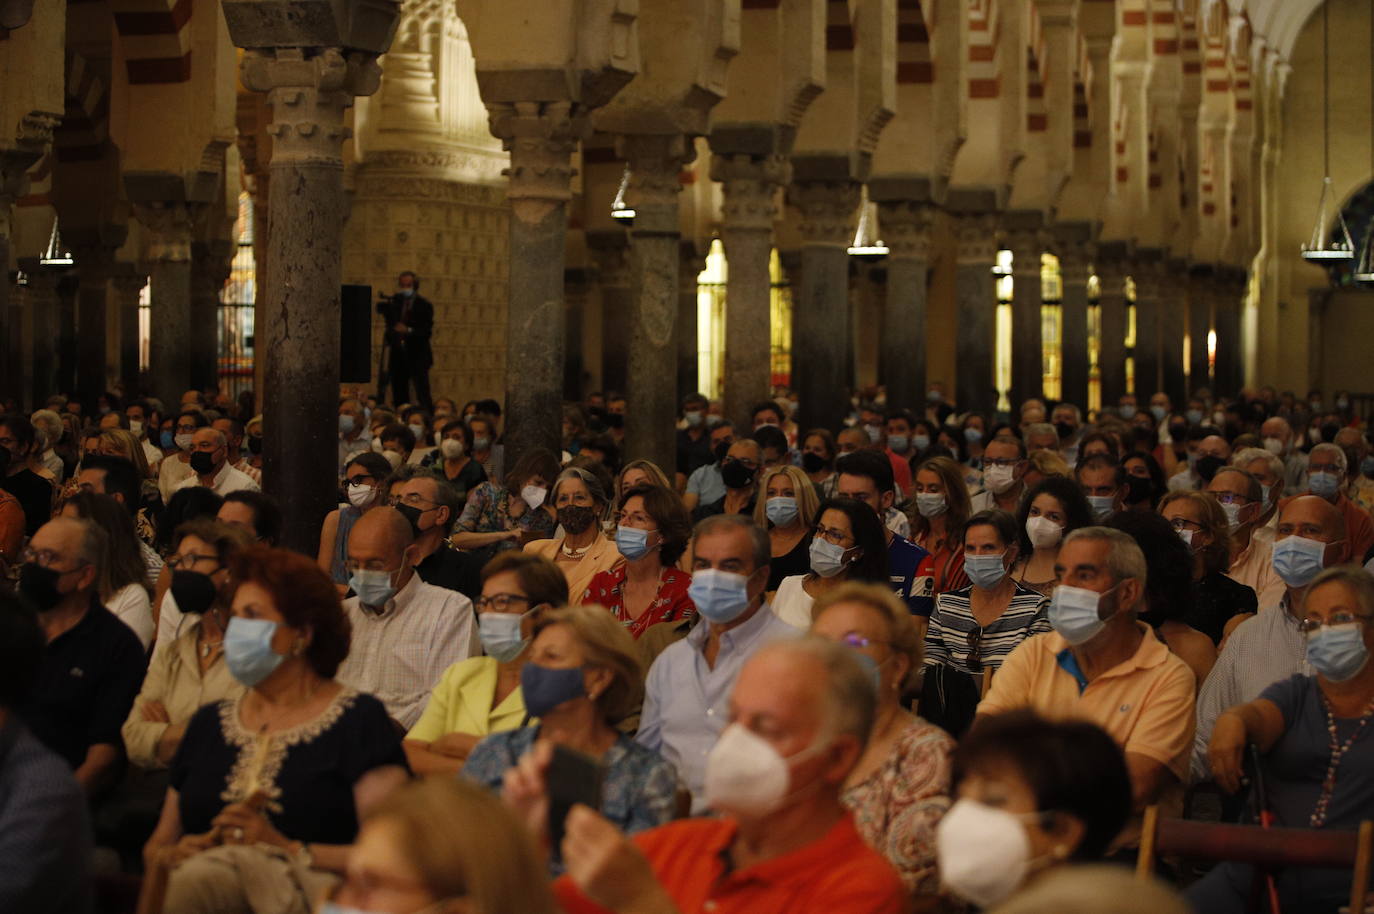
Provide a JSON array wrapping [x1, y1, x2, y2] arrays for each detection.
[[1310, 690, 1374, 828]]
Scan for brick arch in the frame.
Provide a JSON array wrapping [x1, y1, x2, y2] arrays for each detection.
[[55, 50, 111, 162], [110, 0, 193, 83]]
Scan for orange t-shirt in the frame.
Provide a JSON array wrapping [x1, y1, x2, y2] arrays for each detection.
[[554, 814, 907, 914]]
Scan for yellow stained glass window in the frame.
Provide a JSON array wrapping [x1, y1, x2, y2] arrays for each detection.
[[1040, 253, 1062, 401], [769, 249, 792, 388]]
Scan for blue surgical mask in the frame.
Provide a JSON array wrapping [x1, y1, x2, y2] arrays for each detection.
[[964, 427, 983, 444], [479, 611, 529, 663], [1049, 583, 1117, 646], [519, 663, 586, 717], [688, 568, 752, 625], [1308, 471, 1341, 500], [865, 424, 883, 443], [615, 525, 655, 561], [1272, 536, 1329, 589], [913, 434, 931, 452], [224, 617, 285, 688], [965, 552, 1008, 590], [339, 414, 356, 435], [887, 434, 910, 453], [1150, 405, 1168, 422], [1119, 405, 1137, 420], [350, 568, 397, 608], [809, 538, 851, 578], [765, 496, 799, 527], [1306, 624, 1370, 682], [1087, 495, 1116, 521], [160, 429, 175, 449]]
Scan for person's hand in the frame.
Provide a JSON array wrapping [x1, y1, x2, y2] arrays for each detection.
[[213, 793, 288, 848], [141, 700, 171, 723], [562, 806, 674, 912], [430, 732, 479, 758], [1208, 711, 1249, 794], [148, 831, 216, 870], [501, 739, 551, 848], [392, 322, 408, 334], [154, 722, 187, 766]]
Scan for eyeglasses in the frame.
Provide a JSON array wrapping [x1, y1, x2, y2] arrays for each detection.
[[1164, 517, 1204, 532], [390, 493, 438, 509], [475, 593, 534, 613], [20, 547, 89, 571], [166, 552, 221, 571], [1210, 492, 1255, 506], [1299, 612, 1371, 634], [837, 632, 889, 650], [813, 524, 854, 546], [345, 474, 376, 486]]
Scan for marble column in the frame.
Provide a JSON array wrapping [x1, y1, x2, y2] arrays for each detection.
[[71, 238, 124, 407], [875, 198, 932, 413], [1213, 267, 1244, 397], [130, 201, 196, 404], [112, 264, 147, 399], [1154, 257, 1185, 404], [190, 239, 236, 393], [789, 176, 860, 432], [677, 241, 705, 401], [620, 134, 690, 471], [588, 230, 632, 395], [1005, 214, 1045, 408], [55, 271, 79, 398], [1055, 226, 1093, 410], [1096, 241, 1130, 406], [20, 258, 59, 407], [952, 209, 1000, 415], [1187, 265, 1213, 395], [237, 46, 386, 553], [564, 265, 592, 399], [711, 152, 786, 430]]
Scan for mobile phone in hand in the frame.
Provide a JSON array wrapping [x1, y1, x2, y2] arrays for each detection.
[[547, 744, 603, 852]]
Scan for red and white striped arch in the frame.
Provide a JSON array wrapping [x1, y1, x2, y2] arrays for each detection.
[[110, 0, 193, 84]]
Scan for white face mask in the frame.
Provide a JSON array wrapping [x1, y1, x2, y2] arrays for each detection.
[[129, 420, 144, 438], [1263, 437, 1286, 457], [703, 722, 828, 819], [1024, 515, 1063, 549], [937, 799, 1042, 908], [984, 463, 1019, 495], [440, 438, 465, 460], [521, 484, 548, 510], [346, 483, 373, 508]]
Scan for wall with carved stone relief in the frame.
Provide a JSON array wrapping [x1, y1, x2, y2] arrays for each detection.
[[343, 165, 510, 406]]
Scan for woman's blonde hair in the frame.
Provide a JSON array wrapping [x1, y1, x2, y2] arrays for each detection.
[[365, 777, 556, 914], [912, 455, 972, 538], [810, 582, 923, 689], [1158, 489, 1230, 574], [533, 604, 644, 723], [616, 459, 673, 500], [98, 428, 152, 479], [1027, 448, 1071, 480], [752, 464, 821, 531]]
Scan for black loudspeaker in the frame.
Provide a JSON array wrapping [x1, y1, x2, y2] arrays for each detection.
[[340, 284, 372, 383]]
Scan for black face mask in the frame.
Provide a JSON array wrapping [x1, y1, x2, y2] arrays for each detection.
[[1168, 424, 1188, 444], [0, 445, 9, 475], [247, 435, 263, 456], [712, 441, 732, 463], [190, 451, 219, 475], [603, 413, 624, 430], [1055, 422, 1077, 442], [395, 502, 427, 536], [171, 570, 219, 616], [800, 452, 830, 474], [557, 505, 598, 535], [720, 459, 757, 490], [1125, 475, 1155, 505], [19, 562, 63, 611], [1195, 455, 1226, 483]]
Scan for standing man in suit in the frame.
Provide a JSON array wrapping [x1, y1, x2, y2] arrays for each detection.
[[379, 271, 434, 410]]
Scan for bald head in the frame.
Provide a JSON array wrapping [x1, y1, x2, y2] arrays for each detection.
[[347, 506, 416, 570], [1278, 495, 1346, 547]]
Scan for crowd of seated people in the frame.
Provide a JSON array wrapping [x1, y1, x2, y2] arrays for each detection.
[[2, 379, 1374, 913]]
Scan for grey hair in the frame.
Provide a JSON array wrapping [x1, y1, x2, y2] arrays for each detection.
[[692, 513, 770, 571], [49, 516, 109, 586], [754, 636, 876, 749], [1025, 422, 1058, 441], [1310, 443, 1349, 475], [1052, 403, 1083, 422], [29, 409, 63, 449], [1232, 447, 1284, 486], [391, 467, 461, 533], [197, 427, 228, 449], [1063, 526, 1148, 587], [1307, 566, 1374, 618], [552, 466, 609, 508], [1210, 466, 1262, 502]]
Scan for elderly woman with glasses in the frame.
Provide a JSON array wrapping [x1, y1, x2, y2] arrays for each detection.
[[524, 467, 622, 604], [1199, 567, 1374, 914]]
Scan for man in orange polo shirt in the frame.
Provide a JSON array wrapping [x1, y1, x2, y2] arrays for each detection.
[[977, 527, 1196, 808], [503, 639, 906, 914]]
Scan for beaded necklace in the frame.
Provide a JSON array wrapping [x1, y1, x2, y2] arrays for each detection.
[[1310, 690, 1374, 828]]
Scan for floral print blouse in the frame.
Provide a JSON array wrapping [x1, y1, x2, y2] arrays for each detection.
[[455, 482, 555, 539], [581, 565, 696, 639], [841, 717, 955, 898]]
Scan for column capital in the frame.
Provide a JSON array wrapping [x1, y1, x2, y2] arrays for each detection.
[[486, 99, 586, 220], [876, 200, 934, 260], [711, 152, 789, 234], [952, 211, 1000, 265], [131, 202, 199, 263], [1005, 212, 1049, 275], [240, 47, 382, 168], [617, 133, 694, 234], [111, 262, 150, 296], [787, 178, 861, 248]]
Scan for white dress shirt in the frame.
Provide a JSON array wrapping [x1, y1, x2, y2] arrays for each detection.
[[172, 461, 260, 496], [107, 582, 154, 651], [158, 455, 196, 502], [337, 574, 477, 729]]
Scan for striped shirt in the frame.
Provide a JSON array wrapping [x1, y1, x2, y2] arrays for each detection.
[[924, 582, 1051, 673]]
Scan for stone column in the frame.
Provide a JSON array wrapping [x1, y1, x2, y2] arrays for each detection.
[[236, 46, 386, 553], [1096, 241, 1130, 406], [70, 238, 124, 407], [952, 210, 1000, 415], [130, 201, 196, 403], [1213, 267, 1244, 397], [55, 271, 79, 398], [112, 264, 148, 399], [711, 152, 786, 429], [191, 239, 237, 393], [677, 241, 705, 401], [1154, 257, 1185, 404], [2, 123, 59, 407], [588, 230, 632, 395], [1005, 214, 1045, 408], [788, 177, 860, 432], [875, 198, 932, 413], [1055, 227, 1093, 410], [20, 258, 59, 407], [564, 265, 592, 399], [620, 134, 691, 471], [1187, 265, 1213, 395]]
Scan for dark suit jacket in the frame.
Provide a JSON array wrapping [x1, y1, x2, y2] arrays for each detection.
[[378, 292, 434, 367]]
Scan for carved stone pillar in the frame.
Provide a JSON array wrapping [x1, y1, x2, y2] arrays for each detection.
[[620, 133, 692, 471], [1005, 213, 1045, 408], [952, 210, 1000, 415], [55, 270, 79, 398], [788, 176, 860, 432], [1157, 258, 1187, 405], [1213, 267, 1244, 397], [1096, 241, 1130, 406], [129, 200, 197, 403], [1054, 226, 1093, 410], [588, 230, 632, 395], [1187, 265, 1214, 395], [70, 234, 125, 407], [112, 264, 148, 399], [191, 238, 236, 393], [711, 151, 786, 429], [875, 199, 932, 413], [236, 45, 386, 552], [677, 241, 706, 403], [19, 258, 59, 407]]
